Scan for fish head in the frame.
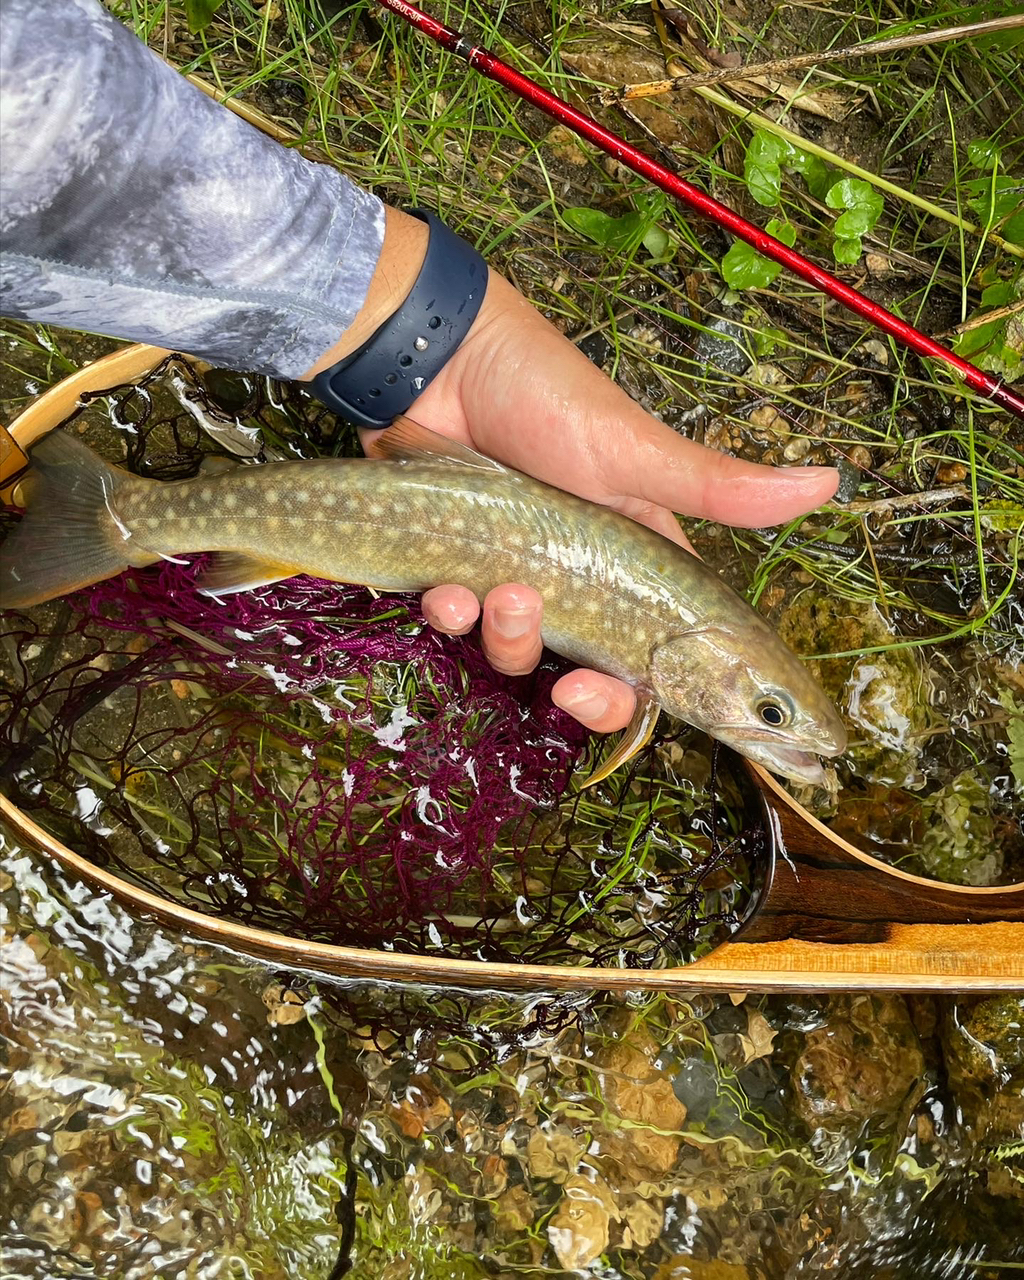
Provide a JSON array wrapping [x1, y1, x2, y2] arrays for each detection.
[[649, 623, 847, 785]]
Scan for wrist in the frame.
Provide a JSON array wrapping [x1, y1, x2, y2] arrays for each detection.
[[299, 206, 429, 380], [304, 209, 488, 428]]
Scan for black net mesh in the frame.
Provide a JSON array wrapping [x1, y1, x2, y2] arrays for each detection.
[[0, 358, 758, 965]]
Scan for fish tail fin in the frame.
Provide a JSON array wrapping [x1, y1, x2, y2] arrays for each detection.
[[1, 431, 147, 608]]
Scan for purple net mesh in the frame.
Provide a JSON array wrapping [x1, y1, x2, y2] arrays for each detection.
[[0, 359, 751, 965]]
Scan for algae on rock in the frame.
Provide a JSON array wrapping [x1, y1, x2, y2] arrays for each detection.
[[916, 769, 1001, 886]]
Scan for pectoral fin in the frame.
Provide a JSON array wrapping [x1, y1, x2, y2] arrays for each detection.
[[370, 416, 508, 472], [580, 691, 661, 788], [197, 454, 243, 477], [197, 552, 298, 596]]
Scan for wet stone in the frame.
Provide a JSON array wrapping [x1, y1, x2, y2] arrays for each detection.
[[943, 994, 1024, 1141], [786, 995, 925, 1140], [694, 316, 753, 376], [833, 457, 863, 503]]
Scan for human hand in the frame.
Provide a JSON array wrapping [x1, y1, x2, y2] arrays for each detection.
[[303, 213, 838, 734]]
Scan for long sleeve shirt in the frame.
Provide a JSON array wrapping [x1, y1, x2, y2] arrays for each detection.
[[0, 0, 385, 377]]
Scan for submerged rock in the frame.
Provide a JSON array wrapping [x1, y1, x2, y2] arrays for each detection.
[[787, 995, 925, 1138], [776, 592, 929, 787], [943, 995, 1024, 1143]]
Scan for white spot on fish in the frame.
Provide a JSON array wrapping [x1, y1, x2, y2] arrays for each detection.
[[265, 488, 278, 503], [224, 492, 238, 509]]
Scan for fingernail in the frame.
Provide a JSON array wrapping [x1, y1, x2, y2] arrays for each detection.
[[555, 688, 609, 721], [493, 605, 538, 640]]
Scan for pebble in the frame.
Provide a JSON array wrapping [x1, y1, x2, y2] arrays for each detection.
[[833, 458, 863, 504], [783, 436, 811, 462], [694, 316, 751, 375], [848, 444, 873, 471], [748, 405, 789, 437], [859, 338, 889, 366], [938, 462, 968, 484], [750, 362, 787, 387]]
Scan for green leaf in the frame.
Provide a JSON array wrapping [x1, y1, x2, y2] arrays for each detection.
[[794, 154, 834, 202], [744, 132, 792, 207], [642, 224, 671, 260], [563, 206, 615, 244], [184, 0, 226, 33], [563, 205, 670, 259], [834, 206, 877, 239], [967, 138, 1001, 169], [751, 325, 788, 358], [998, 692, 1024, 798], [833, 237, 863, 265], [563, 207, 641, 250], [825, 178, 883, 263], [826, 178, 884, 226], [722, 242, 781, 289], [721, 219, 795, 290], [766, 217, 798, 248], [1002, 210, 1024, 247], [953, 317, 1004, 358], [981, 281, 1015, 308], [965, 176, 1023, 223], [953, 309, 1023, 379]]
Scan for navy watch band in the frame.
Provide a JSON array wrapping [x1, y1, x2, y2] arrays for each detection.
[[310, 209, 488, 429]]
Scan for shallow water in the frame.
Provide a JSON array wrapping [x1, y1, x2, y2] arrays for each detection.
[[3, 828, 1023, 1278]]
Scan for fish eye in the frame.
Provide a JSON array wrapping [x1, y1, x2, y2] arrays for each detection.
[[757, 698, 790, 727]]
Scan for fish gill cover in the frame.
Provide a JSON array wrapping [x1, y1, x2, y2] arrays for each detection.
[[0, 358, 752, 965]]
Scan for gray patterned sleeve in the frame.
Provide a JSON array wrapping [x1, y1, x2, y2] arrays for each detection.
[[0, 0, 386, 378]]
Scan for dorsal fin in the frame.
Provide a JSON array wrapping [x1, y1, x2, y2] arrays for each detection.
[[368, 415, 507, 472]]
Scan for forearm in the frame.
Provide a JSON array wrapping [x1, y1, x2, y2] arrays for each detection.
[[0, 0, 392, 378]]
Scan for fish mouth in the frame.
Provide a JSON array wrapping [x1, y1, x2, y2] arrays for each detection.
[[714, 731, 833, 785], [750, 744, 827, 785]]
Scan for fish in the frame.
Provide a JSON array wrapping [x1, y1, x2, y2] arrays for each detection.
[[0, 418, 846, 784]]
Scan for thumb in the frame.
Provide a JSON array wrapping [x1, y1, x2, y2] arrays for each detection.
[[610, 415, 838, 527]]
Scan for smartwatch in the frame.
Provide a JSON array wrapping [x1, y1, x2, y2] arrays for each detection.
[[311, 209, 488, 429]]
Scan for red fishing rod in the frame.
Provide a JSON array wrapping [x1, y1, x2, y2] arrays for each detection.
[[374, 0, 1024, 421]]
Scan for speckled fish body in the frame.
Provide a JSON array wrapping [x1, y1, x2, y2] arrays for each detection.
[[0, 424, 847, 781], [119, 457, 729, 677]]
